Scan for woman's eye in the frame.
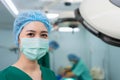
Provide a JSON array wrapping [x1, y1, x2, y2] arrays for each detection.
[[41, 34, 48, 38], [27, 33, 35, 37]]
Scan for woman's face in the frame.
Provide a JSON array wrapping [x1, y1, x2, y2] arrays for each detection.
[[19, 21, 48, 43]]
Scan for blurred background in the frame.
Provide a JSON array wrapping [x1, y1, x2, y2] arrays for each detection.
[[0, 0, 120, 80]]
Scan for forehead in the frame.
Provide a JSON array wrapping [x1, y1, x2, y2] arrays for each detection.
[[22, 21, 48, 32]]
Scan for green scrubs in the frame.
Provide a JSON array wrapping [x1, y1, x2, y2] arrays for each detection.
[[0, 66, 56, 80], [38, 52, 50, 68], [72, 60, 92, 80]]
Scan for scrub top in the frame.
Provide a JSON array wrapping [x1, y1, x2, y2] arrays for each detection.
[[38, 52, 50, 68], [72, 60, 92, 80], [0, 66, 56, 80]]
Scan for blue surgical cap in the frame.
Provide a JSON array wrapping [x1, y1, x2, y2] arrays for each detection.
[[68, 54, 80, 61], [49, 40, 59, 50], [13, 10, 52, 46]]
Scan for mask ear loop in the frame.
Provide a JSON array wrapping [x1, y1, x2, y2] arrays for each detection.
[[17, 38, 21, 60], [17, 48, 21, 60]]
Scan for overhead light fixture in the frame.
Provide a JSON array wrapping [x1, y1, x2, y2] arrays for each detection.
[[40, 0, 55, 1], [58, 27, 80, 32], [62, 78, 75, 80], [73, 27, 80, 32], [65, 0, 83, 3], [2, 0, 19, 16], [46, 13, 59, 19]]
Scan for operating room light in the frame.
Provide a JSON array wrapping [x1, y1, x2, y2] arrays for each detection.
[[4, 0, 19, 15], [65, 0, 83, 3], [58, 27, 80, 32], [46, 13, 59, 19], [62, 78, 75, 80]]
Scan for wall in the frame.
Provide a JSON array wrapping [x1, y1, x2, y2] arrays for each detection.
[[0, 29, 18, 70], [84, 28, 120, 80], [49, 26, 90, 73], [109, 45, 120, 80], [85, 30, 110, 80]]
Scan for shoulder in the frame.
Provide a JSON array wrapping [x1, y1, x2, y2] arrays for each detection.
[[77, 60, 85, 66], [0, 70, 4, 79], [0, 66, 21, 80], [40, 66, 57, 80], [0, 67, 11, 80]]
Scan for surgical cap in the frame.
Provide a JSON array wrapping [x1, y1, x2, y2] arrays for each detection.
[[13, 10, 52, 46], [49, 40, 59, 50], [68, 54, 80, 61]]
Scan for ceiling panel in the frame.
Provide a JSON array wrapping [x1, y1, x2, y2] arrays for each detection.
[[0, 1, 14, 29], [12, 0, 80, 14], [12, 0, 59, 11]]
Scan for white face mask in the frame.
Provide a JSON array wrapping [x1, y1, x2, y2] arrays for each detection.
[[20, 38, 49, 60], [70, 61, 75, 66]]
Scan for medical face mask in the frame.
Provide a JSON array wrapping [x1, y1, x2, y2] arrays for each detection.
[[20, 38, 49, 60], [70, 61, 75, 66]]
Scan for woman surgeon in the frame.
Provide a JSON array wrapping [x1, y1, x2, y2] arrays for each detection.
[[0, 10, 56, 80]]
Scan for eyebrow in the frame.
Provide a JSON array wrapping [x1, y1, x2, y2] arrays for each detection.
[[26, 30, 48, 33], [26, 30, 36, 32], [41, 31, 48, 33]]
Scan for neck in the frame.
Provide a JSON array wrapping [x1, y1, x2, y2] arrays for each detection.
[[13, 53, 39, 71]]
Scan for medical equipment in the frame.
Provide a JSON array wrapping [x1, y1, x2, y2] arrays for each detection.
[[75, 0, 120, 47]]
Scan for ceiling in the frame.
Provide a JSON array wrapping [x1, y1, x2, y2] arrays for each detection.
[[0, 0, 81, 30], [12, 0, 80, 12], [0, 1, 14, 30]]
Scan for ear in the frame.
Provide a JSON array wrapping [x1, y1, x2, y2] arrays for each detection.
[[18, 36, 21, 47]]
